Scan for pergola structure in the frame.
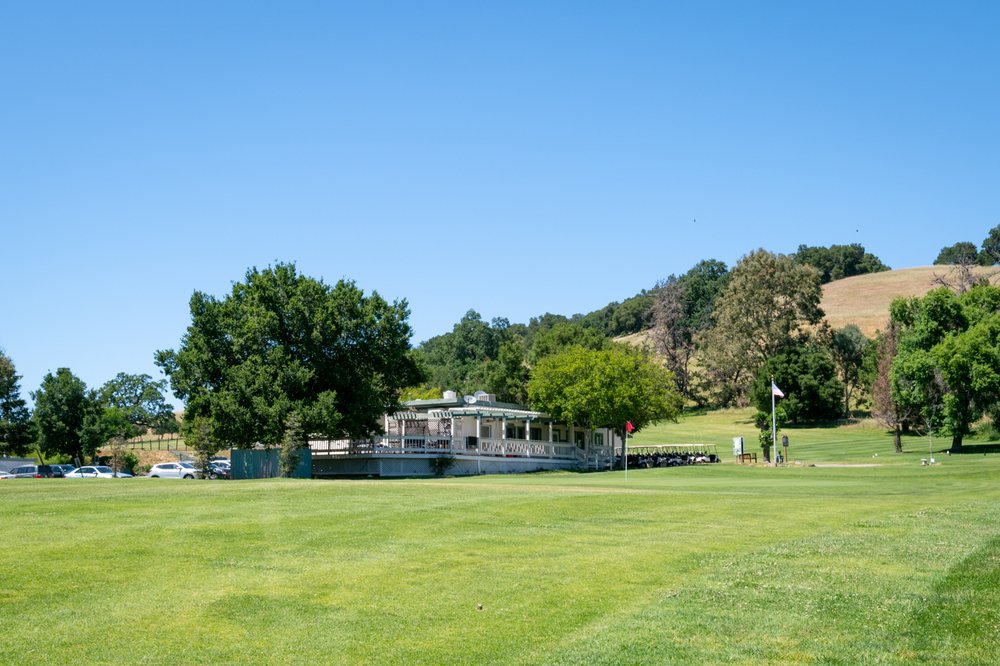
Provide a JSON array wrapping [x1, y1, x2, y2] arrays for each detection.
[[310, 392, 621, 476]]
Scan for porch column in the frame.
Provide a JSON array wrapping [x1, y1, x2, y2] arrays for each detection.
[[401, 418, 406, 449], [526, 418, 531, 441], [548, 422, 553, 443]]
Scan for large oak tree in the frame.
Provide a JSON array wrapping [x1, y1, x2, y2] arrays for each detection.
[[698, 249, 824, 405], [156, 263, 423, 448]]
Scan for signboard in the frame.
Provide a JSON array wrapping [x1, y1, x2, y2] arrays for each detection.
[[732, 436, 744, 457]]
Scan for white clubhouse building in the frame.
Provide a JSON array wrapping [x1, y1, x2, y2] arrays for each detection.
[[309, 391, 621, 477]]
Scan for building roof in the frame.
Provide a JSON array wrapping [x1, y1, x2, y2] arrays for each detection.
[[399, 394, 549, 420]]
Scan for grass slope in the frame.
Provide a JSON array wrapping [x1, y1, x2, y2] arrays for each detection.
[[628, 407, 960, 464], [820, 265, 1000, 337], [3, 442, 1000, 664]]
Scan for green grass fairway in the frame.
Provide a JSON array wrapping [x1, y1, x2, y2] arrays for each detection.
[[630, 407, 980, 465], [3, 454, 999, 664]]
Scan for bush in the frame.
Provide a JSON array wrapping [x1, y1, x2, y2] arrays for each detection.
[[430, 455, 456, 476], [119, 450, 139, 476]]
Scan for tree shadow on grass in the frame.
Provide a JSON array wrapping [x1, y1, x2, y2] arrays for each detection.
[[948, 442, 1000, 455]]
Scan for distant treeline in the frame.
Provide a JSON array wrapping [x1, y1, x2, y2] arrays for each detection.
[[413, 243, 888, 414]]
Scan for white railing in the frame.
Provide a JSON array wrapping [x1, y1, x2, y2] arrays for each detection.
[[310, 435, 579, 461]]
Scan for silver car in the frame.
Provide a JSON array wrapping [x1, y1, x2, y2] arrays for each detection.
[[148, 462, 200, 479], [64, 466, 133, 478]]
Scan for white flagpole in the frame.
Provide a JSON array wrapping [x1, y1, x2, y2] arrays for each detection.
[[771, 378, 777, 465]]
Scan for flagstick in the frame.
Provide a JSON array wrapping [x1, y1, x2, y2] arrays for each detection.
[[771, 376, 777, 466], [624, 424, 628, 481]]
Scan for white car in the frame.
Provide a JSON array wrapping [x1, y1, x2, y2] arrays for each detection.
[[65, 466, 133, 478], [0, 470, 14, 480], [148, 462, 201, 479]]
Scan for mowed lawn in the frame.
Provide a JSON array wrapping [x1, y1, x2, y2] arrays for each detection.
[[3, 439, 999, 664]]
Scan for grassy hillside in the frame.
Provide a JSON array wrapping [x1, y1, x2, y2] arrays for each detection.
[[3, 453, 999, 664], [821, 265, 1000, 337]]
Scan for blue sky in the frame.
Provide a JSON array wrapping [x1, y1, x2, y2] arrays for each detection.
[[3, 1, 998, 406]]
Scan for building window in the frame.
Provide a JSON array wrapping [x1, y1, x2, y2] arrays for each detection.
[[593, 432, 604, 446]]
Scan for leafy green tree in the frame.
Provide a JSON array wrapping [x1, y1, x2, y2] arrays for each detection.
[[0, 351, 34, 456], [891, 285, 1000, 450], [416, 310, 512, 394], [652, 259, 729, 401], [279, 411, 307, 478], [528, 321, 608, 365], [96, 406, 137, 476], [934, 242, 979, 265], [932, 315, 1000, 448], [484, 340, 531, 404], [794, 243, 890, 284], [573, 293, 654, 337], [185, 416, 218, 478], [827, 325, 870, 418], [753, 407, 787, 463], [157, 263, 423, 448], [749, 344, 843, 423], [978, 224, 1000, 265], [32, 368, 95, 462], [699, 250, 824, 406], [99, 373, 175, 433], [528, 345, 683, 435]]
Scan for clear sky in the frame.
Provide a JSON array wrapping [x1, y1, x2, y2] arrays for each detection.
[[3, 1, 998, 407]]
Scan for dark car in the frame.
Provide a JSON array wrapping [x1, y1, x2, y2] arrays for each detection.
[[8, 464, 64, 478], [207, 462, 231, 479]]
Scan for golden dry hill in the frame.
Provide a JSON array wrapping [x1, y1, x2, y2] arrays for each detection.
[[821, 265, 1000, 337]]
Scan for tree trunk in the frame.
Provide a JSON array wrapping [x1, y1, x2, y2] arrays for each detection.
[[894, 423, 903, 454], [951, 433, 963, 451]]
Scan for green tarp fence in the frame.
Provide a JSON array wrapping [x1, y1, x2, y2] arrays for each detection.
[[230, 448, 312, 479]]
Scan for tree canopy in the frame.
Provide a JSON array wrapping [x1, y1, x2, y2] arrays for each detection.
[[416, 310, 511, 395], [0, 351, 34, 456], [99, 373, 176, 434], [156, 263, 423, 447], [749, 342, 843, 423], [793, 243, 889, 284], [699, 249, 824, 405], [978, 224, 1000, 265], [934, 242, 979, 265], [891, 285, 1000, 449], [32, 368, 96, 462], [527, 344, 683, 435], [651, 259, 729, 402]]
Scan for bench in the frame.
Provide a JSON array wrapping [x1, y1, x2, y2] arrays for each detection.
[[738, 453, 757, 464]]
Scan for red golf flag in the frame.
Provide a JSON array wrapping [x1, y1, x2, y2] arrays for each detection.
[[626, 421, 635, 433]]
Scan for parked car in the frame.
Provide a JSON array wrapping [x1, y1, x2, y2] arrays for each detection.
[[148, 462, 200, 479], [0, 470, 14, 480], [52, 464, 77, 475], [7, 464, 64, 478], [207, 462, 231, 479], [64, 466, 133, 478]]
